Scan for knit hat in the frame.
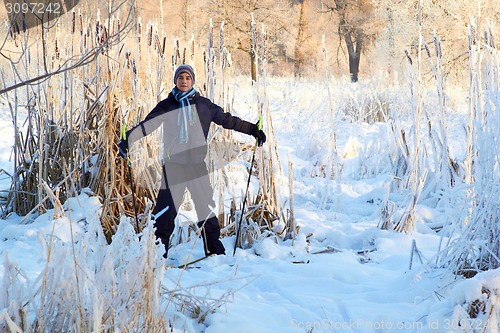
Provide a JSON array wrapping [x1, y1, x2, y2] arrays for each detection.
[[174, 64, 196, 84]]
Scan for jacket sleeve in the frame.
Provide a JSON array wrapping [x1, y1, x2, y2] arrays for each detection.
[[126, 104, 164, 144], [210, 101, 256, 135]]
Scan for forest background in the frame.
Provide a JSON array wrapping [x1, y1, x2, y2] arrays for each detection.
[[136, 0, 499, 83], [3, 0, 498, 84]]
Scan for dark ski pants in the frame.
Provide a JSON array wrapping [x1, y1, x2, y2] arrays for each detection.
[[153, 162, 225, 258]]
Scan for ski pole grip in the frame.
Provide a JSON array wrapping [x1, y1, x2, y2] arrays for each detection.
[[121, 124, 127, 140], [257, 116, 262, 130]]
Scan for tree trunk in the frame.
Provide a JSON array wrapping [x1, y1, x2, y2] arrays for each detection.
[[343, 29, 361, 82], [294, 0, 309, 77], [250, 50, 257, 82]]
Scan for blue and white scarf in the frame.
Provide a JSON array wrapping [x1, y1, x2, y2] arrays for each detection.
[[172, 87, 196, 143]]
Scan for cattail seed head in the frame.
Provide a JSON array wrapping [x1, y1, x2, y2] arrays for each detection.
[[72, 10, 76, 34], [190, 35, 195, 59], [131, 58, 137, 75], [79, 10, 83, 35], [102, 26, 108, 45], [404, 49, 412, 65], [137, 19, 142, 44], [433, 35, 442, 59], [148, 24, 153, 46], [424, 43, 431, 59]]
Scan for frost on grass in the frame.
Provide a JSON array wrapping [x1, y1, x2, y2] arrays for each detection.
[[0, 192, 166, 331]]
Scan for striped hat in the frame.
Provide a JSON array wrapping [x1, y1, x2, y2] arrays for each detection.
[[174, 64, 196, 84]]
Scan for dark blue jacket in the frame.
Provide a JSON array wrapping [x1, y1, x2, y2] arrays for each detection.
[[127, 91, 256, 164]]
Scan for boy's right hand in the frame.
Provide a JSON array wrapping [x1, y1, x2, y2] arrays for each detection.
[[118, 139, 128, 158]]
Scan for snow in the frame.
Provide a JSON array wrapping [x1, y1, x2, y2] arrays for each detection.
[[0, 77, 499, 332]]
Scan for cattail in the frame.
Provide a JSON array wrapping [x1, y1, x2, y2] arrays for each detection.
[[72, 10, 75, 34], [95, 21, 100, 43], [79, 10, 83, 35], [470, 24, 477, 46], [42, 34, 47, 56], [190, 34, 195, 60], [87, 25, 92, 47], [161, 35, 166, 56], [101, 26, 108, 45], [13, 21, 19, 38], [137, 18, 142, 44], [433, 34, 442, 58], [131, 58, 137, 75], [21, 13, 26, 33], [125, 50, 131, 68], [154, 33, 160, 53], [404, 49, 413, 65], [423, 41, 431, 59], [148, 23, 153, 46], [174, 39, 180, 65], [487, 25, 495, 47], [483, 22, 495, 48]]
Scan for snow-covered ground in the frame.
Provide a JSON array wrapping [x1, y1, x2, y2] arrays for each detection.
[[0, 77, 497, 332]]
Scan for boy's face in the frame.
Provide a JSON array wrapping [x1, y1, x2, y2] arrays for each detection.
[[176, 72, 194, 92]]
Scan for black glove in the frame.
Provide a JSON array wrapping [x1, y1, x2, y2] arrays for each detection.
[[118, 139, 128, 158], [252, 123, 266, 146]]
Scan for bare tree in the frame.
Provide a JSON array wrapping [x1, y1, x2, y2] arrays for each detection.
[[322, 0, 382, 82], [294, 0, 311, 77], [208, 0, 289, 81]]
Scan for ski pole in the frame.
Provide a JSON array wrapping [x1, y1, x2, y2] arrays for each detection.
[[233, 116, 262, 255], [122, 125, 140, 233]]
